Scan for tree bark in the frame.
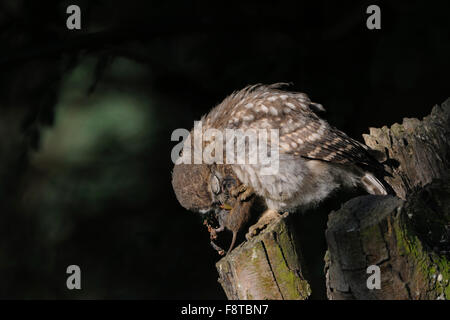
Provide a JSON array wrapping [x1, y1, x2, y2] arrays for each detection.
[[325, 98, 450, 300], [362, 99, 450, 199], [324, 182, 449, 299], [216, 213, 311, 300]]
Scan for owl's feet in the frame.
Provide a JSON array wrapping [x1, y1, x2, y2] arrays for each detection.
[[230, 184, 254, 202], [245, 209, 281, 240]]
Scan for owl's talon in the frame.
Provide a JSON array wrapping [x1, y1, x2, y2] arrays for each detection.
[[230, 184, 246, 198], [245, 209, 281, 240], [230, 184, 254, 202], [239, 186, 254, 202]]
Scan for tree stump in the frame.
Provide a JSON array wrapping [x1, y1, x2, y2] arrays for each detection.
[[325, 183, 449, 299], [362, 98, 450, 199], [326, 98, 450, 300], [216, 213, 311, 300]]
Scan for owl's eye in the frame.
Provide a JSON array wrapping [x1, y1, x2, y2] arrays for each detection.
[[211, 175, 221, 194], [222, 178, 235, 191]]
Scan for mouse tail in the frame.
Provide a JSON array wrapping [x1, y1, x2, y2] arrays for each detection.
[[227, 231, 238, 254]]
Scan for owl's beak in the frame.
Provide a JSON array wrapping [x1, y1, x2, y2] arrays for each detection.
[[220, 203, 233, 211]]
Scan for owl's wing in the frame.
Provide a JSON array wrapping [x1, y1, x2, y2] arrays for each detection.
[[278, 104, 383, 172], [202, 84, 383, 172]]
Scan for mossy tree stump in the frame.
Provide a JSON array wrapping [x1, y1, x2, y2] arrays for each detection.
[[216, 213, 311, 300], [326, 98, 450, 299], [325, 183, 449, 299]]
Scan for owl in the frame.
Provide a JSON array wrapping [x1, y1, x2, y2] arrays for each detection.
[[172, 83, 388, 253]]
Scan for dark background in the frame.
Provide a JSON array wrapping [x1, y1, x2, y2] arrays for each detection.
[[0, 0, 448, 299]]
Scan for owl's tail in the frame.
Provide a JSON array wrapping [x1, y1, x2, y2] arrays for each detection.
[[360, 172, 388, 195]]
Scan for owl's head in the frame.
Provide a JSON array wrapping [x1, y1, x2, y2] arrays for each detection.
[[172, 163, 238, 214], [172, 163, 213, 213]]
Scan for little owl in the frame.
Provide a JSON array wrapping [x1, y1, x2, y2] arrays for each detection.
[[172, 83, 388, 253]]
